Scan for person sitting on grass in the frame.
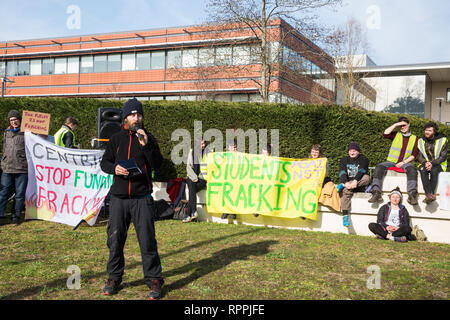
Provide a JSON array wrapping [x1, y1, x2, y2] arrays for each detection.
[[368, 187, 412, 242]]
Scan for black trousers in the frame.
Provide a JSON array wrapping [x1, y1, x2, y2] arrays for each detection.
[[106, 195, 163, 287], [187, 177, 207, 215], [419, 164, 442, 194], [368, 222, 412, 239]]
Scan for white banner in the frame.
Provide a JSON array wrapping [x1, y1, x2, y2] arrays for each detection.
[[24, 132, 112, 227], [438, 172, 450, 211]]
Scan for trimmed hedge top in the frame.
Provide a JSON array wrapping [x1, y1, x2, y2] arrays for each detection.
[[0, 97, 448, 182]]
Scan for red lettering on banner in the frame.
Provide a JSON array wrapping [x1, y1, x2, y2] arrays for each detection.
[[38, 186, 46, 207], [48, 190, 57, 212], [72, 195, 82, 215], [61, 193, 70, 214], [81, 197, 91, 215], [36, 165, 44, 182]]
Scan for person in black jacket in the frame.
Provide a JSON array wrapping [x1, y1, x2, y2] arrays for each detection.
[[368, 187, 412, 242], [100, 98, 164, 300], [339, 142, 370, 228]]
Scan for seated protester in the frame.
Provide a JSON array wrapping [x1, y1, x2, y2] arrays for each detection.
[[222, 139, 238, 220], [309, 144, 331, 186], [339, 142, 370, 228], [416, 122, 448, 204], [368, 187, 412, 242], [368, 117, 419, 205], [183, 139, 212, 223]]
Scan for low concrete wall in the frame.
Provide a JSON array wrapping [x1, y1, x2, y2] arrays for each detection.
[[153, 171, 450, 244]]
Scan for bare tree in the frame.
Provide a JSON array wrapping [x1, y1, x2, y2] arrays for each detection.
[[324, 17, 376, 109], [186, 0, 343, 103]]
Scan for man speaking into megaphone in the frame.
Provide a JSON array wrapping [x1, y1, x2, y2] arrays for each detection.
[[100, 98, 164, 300]]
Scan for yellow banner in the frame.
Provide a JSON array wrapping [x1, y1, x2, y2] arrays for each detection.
[[206, 152, 326, 220]]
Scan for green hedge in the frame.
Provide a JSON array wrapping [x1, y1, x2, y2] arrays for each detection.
[[1, 97, 448, 182]]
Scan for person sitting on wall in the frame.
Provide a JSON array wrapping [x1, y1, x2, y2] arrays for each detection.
[[416, 121, 448, 204], [368, 187, 412, 242], [183, 139, 213, 223], [339, 142, 371, 228], [54, 116, 80, 148], [368, 117, 419, 205]]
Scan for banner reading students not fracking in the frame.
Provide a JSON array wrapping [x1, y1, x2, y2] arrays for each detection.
[[206, 152, 327, 220], [24, 132, 112, 227]]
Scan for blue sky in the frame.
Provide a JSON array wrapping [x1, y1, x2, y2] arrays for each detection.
[[0, 0, 448, 66]]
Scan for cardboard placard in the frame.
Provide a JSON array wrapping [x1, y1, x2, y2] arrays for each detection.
[[21, 110, 51, 135]]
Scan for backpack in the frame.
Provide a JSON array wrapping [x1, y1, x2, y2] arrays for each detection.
[[411, 225, 427, 241], [154, 199, 174, 220], [173, 199, 190, 220]]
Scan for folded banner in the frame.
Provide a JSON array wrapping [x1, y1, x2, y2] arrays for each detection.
[[206, 152, 326, 220], [24, 132, 112, 227]]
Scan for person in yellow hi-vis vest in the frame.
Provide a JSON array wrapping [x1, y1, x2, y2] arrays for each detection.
[[416, 122, 448, 204], [54, 117, 79, 149], [183, 139, 212, 223], [368, 117, 420, 205]]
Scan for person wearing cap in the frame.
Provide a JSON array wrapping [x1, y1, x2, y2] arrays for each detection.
[[338, 142, 370, 227], [368, 187, 412, 242], [183, 139, 213, 223], [368, 117, 419, 205], [100, 98, 164, 299], [416, 121, 448, 204], [54, 116, 79, 148], [0, 110, 28, 225]]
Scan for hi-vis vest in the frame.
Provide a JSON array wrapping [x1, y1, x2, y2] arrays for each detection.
[[386, 132, 417, 163], [417, 137, 447, 171], [199, 150, 210, 178], [54, 126, 76, 147]]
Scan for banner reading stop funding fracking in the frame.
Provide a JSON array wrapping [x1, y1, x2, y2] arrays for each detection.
[[24, 132, 113, 227], [206, 152, 327, 220]]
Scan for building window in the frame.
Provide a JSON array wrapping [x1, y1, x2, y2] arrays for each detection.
[[215, 47, 232, 66], [30, 59, 42, 75], [42, 58, 54, 75], [122, 53, 136, 71], [54, 57, 68, 74], [94, 55, 107, 73], [6, 60, 17, 76], [136, 52, 150, 70], [80, 56, 93, 73], [232, 46, 250, 65], [0, 61, 5, 76], [151, 51, 165, 69], [167, 50, 182, 68], [182, 49, 198, 68], [108, 54, 121, 72], [17, 60, 30, 76], [67, 56, 79, 73], [447, 88, 450, 103], [199, 48, 215, 67]]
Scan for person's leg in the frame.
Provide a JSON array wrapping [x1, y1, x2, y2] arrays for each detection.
[[418, 164, 433, 195], [340, 188, 353, 227], [356, 174, 371, 191], [131, 197, 163, 299], [429, 165, 442, 196], [403, 163, 418, 205], [0, 173, 14, 218], [391, 225, 412, 238], [368, 223, 388, 239], [186, 178, 197, 216], [369, 162, 392, 202], [106, 196, 131, 286], [12, 173, 27, 223]]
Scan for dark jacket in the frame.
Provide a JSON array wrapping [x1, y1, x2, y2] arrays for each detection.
[[376, 202, 412, 239], [339, 154, 369, 184], [1, 127, 27, 174], [416, 132, 448, 166], [100, 128, 163, 198]]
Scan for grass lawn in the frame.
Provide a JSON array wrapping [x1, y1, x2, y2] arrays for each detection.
[[0, 214, 448, 300]]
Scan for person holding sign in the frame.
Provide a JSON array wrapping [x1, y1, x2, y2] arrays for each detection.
[[54, 117, 79, 148], [100, 98, 164, 300], [0, 110, 28, 225], [183, 139, 212, 223], [416, 122, 448, 204], [221, 139, 238, 220], [339, 142, 370, 228]]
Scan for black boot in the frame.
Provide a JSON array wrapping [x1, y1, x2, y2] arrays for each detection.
[[407, 190, 418, 205]]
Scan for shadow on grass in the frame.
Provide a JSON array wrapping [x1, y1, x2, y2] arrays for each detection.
[[124, 240, 278, 297], [0, 229, 264, 299]]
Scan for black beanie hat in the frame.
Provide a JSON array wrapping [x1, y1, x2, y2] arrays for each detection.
[[122, 98, 143, 120], [7, 109, 21, 121], [348, 142, 360, 152]]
